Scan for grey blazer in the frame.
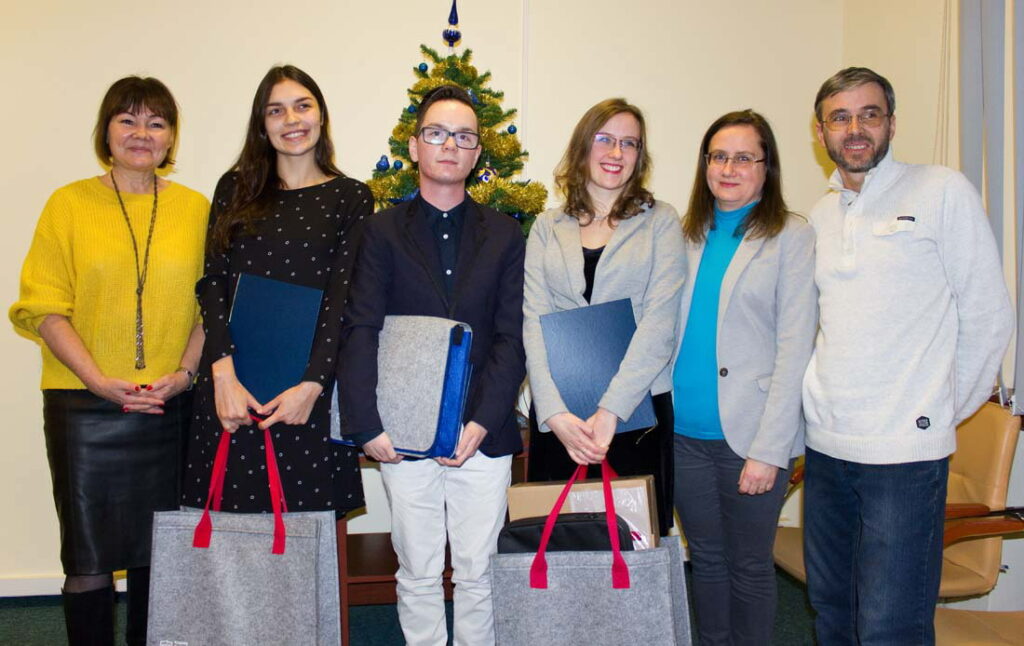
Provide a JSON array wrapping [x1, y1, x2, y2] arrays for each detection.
[[670, 214, 817, 468], [524, 200, 687, 431]]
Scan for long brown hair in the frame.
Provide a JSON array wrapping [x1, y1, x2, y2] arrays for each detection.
[[209, 65, 343, 253], [683, 110, 789, 243], [553, 98, 654, 224]]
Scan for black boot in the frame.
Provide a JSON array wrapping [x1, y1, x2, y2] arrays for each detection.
[[125, 567, 151, 646], [62, 585, 114, 646]]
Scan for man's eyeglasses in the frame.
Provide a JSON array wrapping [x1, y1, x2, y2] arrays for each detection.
[[704, 152, 765, 168], [593, 133, 642, 152], [418, 126, 480, 149], [821, 109, 891, 131]]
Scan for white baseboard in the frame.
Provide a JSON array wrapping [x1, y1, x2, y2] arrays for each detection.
[[1, 575, 127, 597], [0, 576, 63, 597]]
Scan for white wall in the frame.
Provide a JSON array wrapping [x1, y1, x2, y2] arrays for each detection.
[[0, 0, 967, 594]]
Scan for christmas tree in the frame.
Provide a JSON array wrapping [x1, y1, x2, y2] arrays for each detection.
[[365, 2, 547, 234]]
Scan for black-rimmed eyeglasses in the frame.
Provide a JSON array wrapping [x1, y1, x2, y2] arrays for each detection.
[[418, 126, 481, 149]]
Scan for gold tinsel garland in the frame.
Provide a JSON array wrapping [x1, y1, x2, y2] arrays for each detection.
[[467, 178, 547, 215]]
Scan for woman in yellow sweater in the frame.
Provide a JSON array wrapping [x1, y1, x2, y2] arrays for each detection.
[[9, 77, 208, 646]]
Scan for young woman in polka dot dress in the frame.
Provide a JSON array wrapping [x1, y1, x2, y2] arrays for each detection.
[[181, 65, 371, 514]]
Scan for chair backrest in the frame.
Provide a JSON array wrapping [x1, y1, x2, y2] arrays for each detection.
[[941, 402, 1021, 597], [947, 402, 1020, 509]]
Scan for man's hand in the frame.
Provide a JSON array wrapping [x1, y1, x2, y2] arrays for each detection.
[[436, 421, 488, 467], [363, 432, 403, 464]]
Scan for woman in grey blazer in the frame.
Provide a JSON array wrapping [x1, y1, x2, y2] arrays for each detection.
[[672, 110, 817, 645], [523, 98, 686, 532]]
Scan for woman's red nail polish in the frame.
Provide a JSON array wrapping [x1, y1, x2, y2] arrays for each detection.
[[134, 386, 141, 392], [146, 385, 153, 391], [122, 406, 129, 413], [124, 391, 133, 396]]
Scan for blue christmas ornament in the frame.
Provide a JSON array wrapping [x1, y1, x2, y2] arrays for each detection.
[[393, 160, 404, 170], [512, 212, 523, 221], [507, 124, 518, 134], [407, 104, 417, 114], [443, 0, 461, 47], [467, 89, 479, 105], [476, 165, 498, 183], [375, 155, 389, 172], [418, 63, 428, 73]]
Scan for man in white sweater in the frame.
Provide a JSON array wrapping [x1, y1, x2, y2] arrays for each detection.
[[802, 67, 1013, 645]]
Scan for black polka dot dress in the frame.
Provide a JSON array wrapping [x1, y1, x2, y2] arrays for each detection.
[[182, 172, 370, 514]]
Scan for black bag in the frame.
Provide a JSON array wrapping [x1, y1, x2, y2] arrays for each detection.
[[498, 512, 634, 554]]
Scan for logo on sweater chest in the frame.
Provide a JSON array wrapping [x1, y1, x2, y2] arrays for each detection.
[[916, 416, 931, 429]]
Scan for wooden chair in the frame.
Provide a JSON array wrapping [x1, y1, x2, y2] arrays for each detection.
[[773, 402, 1021, 600]]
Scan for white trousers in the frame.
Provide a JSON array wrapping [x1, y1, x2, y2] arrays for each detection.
[[380, 452, 512, 646]]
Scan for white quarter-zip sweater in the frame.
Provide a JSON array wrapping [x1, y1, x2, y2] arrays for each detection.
[[802, 150, 1013, 464]]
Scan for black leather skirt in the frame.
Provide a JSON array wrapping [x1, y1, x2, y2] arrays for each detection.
[[42, 389, 191, 575]]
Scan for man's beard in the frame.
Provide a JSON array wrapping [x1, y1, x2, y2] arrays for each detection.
[[826, 130, 891, 174]]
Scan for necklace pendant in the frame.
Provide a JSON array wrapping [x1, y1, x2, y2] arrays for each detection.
[[135, 301, 145, 370]]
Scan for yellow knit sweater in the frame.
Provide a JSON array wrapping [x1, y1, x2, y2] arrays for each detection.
[[10, 177, 209, 389]]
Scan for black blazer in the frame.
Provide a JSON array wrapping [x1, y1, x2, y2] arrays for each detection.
[[339, 197, 526, 457]]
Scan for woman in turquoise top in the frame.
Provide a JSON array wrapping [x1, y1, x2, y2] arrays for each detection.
[[671, 110, 818, 645]]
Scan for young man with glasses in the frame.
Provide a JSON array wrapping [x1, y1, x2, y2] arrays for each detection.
[[802, 66, 1012, 644], [339, 85, 525, 646]]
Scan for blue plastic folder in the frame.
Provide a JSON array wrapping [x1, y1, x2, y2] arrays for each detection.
[[423, 322, 473, 458], [539, 298, 656, 433], [228, 273, 324, 404]]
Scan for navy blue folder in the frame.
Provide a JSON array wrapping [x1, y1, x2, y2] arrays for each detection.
[[539, 298, 656, 432], [228, 273, 324, 404]]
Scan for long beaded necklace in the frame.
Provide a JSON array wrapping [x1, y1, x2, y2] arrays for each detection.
[[110, 171, 158, 370]]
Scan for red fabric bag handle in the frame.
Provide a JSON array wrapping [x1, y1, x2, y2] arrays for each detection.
[[528, 460, 630, 589], [192, 416, 289, 554]]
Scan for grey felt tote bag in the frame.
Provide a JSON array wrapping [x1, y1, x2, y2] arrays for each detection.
[[147, 428, 340, 645], [490, 461, 692, 645]]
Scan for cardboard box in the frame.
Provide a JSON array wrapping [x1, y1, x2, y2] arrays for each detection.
[[507, 475, 659, 549]]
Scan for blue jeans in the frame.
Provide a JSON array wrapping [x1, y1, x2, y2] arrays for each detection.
[[804, 447, 948, 646], [673, 435, 791, 646]]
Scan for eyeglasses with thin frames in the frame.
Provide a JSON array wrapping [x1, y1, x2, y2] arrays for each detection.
[[593, 132, 642, 152], [821, 108, 891, 131], [704, 152, 765, 168], [418, 126, 480, 149]]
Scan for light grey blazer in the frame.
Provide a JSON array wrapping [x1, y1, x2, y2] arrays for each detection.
[[670, 214, 817, 468], [524, 200, 687, 431]]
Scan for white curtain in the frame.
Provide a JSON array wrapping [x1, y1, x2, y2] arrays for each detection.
[[959, 0, 1022, 410]]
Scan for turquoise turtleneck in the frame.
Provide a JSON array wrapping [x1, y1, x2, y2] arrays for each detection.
[[673, 201, 757, 439]]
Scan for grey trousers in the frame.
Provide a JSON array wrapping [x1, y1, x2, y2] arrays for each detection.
[[673, 435, 790, 646]]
